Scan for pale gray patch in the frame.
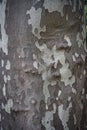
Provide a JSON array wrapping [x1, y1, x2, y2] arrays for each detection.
[[4, 75, 11, 83], [0, 113, 1, 122], [60, 62, 75, 87], [43, 0, 68, 16], [80, 75, 82, 80], [78, 0, 82, 10], [26, 7, 46, 39], [6, 60, 11, 70], [1, 127, 3, 130], [76, 33, 83, 48], [1, 59, 4, 67], [2, 99, 13, 113], [4, 75, 7, 83], [73, 0, 76, 12], [33, 53, 37, 60], [35, 42, 73, 76], [79, 101, 83, 110], [83, 70, 86, 75], [66, 14, 69, 21], [17, 48, 25, 58], [68, 96, 71, 101], [7, 75, 11, 80], [64, 35, 72, 47], [72, 55, 76, 62], [33, 54, 39, 69], [56, 97, 58, 101], [82, 25, 86, 41], [43, 80, 50, 104], [58, 90, 62, 97], [81, 54, 85, 62], [45, 104, 48, 110], [86, 94, 87, 100], [84, 41, 87, 52], [82, 88, 85, 95], [42, 103, 56, 130], [72, 88, 77, 94], [0, 0, 8, 55], [73, 114, 77, 125], [2, 84, 6, 96], [18, 55, 21, 58], [34, 41, 76, 130], [35, 42, 75, 105], [35, 41, 54, 67], [56, 90, 62, 100], [58, 102, 72, 130], [33, 61, 38, 69], [75, 53, 79, 58], [82, 25, 87, 52]]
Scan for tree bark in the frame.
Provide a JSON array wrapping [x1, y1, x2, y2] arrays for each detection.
[[0, 0, 86, 130]]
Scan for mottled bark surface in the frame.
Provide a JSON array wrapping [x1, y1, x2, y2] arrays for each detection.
[[0, 0, 87, 130]]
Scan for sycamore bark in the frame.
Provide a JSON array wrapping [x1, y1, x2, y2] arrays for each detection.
[[0, 0, 86, 130]]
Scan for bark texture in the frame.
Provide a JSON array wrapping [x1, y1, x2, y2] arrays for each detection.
[[0, 0, 87, 130]]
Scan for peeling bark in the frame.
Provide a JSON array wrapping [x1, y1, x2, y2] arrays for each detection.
[[0, 0, 86, 130]]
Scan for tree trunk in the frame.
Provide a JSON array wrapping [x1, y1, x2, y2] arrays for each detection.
[[0, 0, 86, 130]]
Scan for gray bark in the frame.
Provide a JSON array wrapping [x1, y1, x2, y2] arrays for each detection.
[[0, 0, 87, 130]]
